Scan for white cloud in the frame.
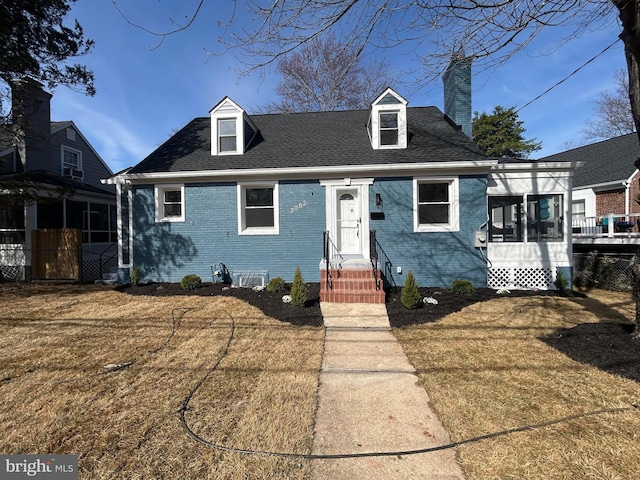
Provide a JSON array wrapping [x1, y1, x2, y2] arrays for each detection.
[[51, 92, 155, 173]]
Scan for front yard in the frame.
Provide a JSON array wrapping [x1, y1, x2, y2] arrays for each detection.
[[0, 283, 638, 479]]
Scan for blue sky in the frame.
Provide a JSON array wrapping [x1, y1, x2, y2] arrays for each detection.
[[50, 1, 627, 174]]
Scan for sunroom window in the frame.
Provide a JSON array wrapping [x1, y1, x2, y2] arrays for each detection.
[[488, 194, 563, 242], [527, 195, 563, 242], [489, 196, 523, 242]]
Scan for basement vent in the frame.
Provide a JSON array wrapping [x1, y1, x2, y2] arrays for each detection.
[[231, 270, 269, 288]]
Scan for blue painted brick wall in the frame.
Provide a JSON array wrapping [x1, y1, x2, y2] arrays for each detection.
[[132, 181, 325, 283], [132, 175, 488, 288], [370, 175, 488, 288]]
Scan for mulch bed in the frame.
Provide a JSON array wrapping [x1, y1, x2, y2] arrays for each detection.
[[119, 282, 577, 328], [120, 282, 639, 383]]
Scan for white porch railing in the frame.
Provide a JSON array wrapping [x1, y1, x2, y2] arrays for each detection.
[[572, 213, 640, 238]]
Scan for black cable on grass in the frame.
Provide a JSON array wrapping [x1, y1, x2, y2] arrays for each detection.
[[3, 307, 199, 385], [178, 311, 638, 460]]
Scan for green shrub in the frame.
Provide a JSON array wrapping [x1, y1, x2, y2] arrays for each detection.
[[401, 270, 422, 309], [181, 274, 202, 291], [554, 270, 569, 291], [451, 279, 474, 295], [130, 266, 140, 286], [266, 277, 287, 293], [290, 266, 308, 307]]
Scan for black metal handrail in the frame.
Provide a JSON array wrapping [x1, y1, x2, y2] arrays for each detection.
[[370, 230, 397, 293], [322, 231, 342, 291]]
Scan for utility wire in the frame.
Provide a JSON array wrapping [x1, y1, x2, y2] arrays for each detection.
[[515, 38, 621, 114]]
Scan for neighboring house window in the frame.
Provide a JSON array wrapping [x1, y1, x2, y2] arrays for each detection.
[[62, 146, 83, 178], [489, 194, 563, 242], [155, 185, 185, 222], [527, 194, 563, 242], [413, 177, 459, 232], [0, 202, 25, 244], [238, 182, 279, 235], [489, 196, 523, 242], [379, 112, 399, 146], [571, 200, 585, 219], [218, 119, 237, 153]]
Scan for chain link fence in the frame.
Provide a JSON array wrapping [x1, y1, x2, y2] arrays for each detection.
[[573, 253, 637, 292], [0, 245, 117, 284]]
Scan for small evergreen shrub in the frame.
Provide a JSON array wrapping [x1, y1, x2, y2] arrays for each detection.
[[554, 270, 569, 290], [266, 277, 287, 293], [290, 266, 308, 307], [451, 279, 474, 295], [401, 270, 422, 309], [181, 274, 202, 291], [130, 266, 140, 285]]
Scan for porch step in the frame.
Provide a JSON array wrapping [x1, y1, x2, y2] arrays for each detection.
[[320, 267, 385, 304]]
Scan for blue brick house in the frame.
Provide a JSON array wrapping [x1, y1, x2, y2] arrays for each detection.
[[106, 63, 580, 302]]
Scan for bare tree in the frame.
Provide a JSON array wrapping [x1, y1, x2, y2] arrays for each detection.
[[260, 34, 396, 113], [583, 69, 636, 141]]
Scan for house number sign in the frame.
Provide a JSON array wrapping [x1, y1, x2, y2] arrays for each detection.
[[290, 200, 307, 213]]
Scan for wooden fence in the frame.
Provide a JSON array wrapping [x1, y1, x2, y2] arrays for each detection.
[[31, 229, 82, 281]]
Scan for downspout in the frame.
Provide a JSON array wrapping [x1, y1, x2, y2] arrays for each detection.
[[624, 169, 638, 217]]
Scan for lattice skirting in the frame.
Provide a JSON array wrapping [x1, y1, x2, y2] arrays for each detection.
[[488, 266, 555, 290], [0, 265, 26, 281]]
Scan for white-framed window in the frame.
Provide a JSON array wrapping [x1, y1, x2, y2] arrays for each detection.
[[488, 194, 564, 242], [61, 145, 82, 178], [237, 182, 279, 235], [413, 177, 459, 232], [154, 184, 185, 222], [571, 199, 585, 219], [527, 194, 563, 242], [379, 112, 399, 146], [218, 118, 237, 153]]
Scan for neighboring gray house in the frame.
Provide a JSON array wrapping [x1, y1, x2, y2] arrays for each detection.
[[107, 64, 580, 302], [0, 79, 117, 281]]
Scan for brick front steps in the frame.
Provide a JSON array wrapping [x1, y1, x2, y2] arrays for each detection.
[[320, 265, 385, 303]]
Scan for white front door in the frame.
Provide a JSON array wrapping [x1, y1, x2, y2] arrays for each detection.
[[337, 190, 360, 254]]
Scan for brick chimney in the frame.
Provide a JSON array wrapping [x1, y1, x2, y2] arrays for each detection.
[[442, 55, 472, 138]]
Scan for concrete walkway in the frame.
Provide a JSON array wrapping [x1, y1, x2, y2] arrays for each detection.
[[311, 303, 466, 480]]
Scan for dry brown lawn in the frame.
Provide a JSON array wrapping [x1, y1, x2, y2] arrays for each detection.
[[395, 289, 640, 480], [0, 284, 324, 479], [3, 284, 640, 480]]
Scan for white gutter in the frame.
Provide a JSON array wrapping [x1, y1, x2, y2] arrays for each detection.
[[116, 160, 500, 183]]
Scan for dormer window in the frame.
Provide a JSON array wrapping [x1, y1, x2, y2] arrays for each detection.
[[379, 112, 399, 146], [368, 88, 408, 150], [218, 119, 237, 152], [210, 97, 257, 156]]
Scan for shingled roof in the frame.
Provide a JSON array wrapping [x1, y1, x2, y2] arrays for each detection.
[[539, 133, 639, 188], [128, 106, 488, 175]]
